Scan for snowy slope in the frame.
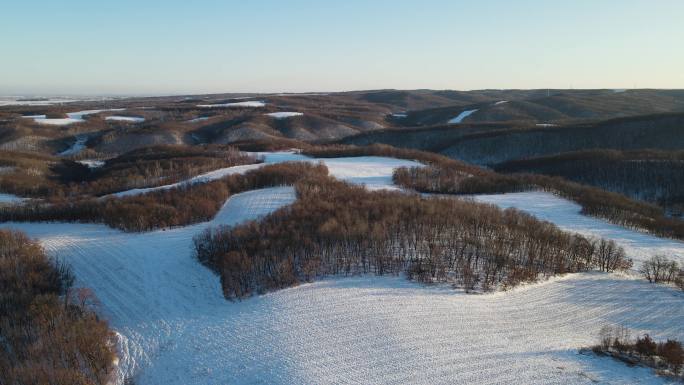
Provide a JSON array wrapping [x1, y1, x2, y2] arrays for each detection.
[[265, 111, 304, 119], [2, 155, 684, 384], [448, 109, 479, 124], [473, 192, 684, 268], [197, 101, 265, 108], [3, 187, 298, 384], [58, 135, 88, 156], [108, 152, 422, 197], [4, 187, 683, 385], [25, 108, 125, 125], [0, 193, 25, 204]]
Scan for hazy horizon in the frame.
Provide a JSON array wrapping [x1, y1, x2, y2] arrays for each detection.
[[3, 0, 683, 95]]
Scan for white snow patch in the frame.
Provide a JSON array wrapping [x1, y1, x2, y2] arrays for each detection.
[[391, 113, 408, 118], [105, 116, 145, 123], [24, 108, 126, 125], [448, 109, 478, 124], [186, 117, 210, 123], [0, 97, 80, 106], [472, 191, 684, 268], [58, 135, 88, 156], [197, 101, 266, 108], [494, 100, 508, 105], [265, 112, 303, 119], [107, 152, 421, 198], [77, 160, 106, 169], [536, 123, 557, 127], [0, 193, 26, 204]]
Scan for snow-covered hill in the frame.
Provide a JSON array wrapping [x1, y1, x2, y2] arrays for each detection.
[[1, 153, 683, 384]]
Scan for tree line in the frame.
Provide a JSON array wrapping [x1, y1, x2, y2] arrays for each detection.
[[591, 325, 683, 378], [302, 143, 684, 240], [0, 162, 328, 232], [394, 165, 684, 240], [194, 175, 631, 300], [0, 145, 258, 200], [0, 230, 115, 385], [640, 255, 684, 290], [494, 149, 684, 216]]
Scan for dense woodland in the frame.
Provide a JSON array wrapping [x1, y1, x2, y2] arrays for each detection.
[[393, 165, 684, 240], [494, 149, 684, 215], [0, 145, 257, 200], [194, 176, 631, 300], [303, 143, 684, 240], [0, 162, 327, 232], [0, 230, 115, 385], [439, 113, 684, 165]]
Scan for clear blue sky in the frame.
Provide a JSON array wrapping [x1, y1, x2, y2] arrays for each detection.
[[1, 0, 683, 95]]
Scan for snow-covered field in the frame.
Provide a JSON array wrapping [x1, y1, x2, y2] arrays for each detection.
[[105, 115, 145, 123], [197, 101, 266, 108], [186, 116, 210, 123], [77, 159, 106, 169], [265, 111, 303, 119], [0, 193, 25, 204], [473, 192, 684, 268], [1, 154, 683, 384], [23, 108, 125, 125], [448, 109, 479, 124], [107, 152, 421, 198], [0, 97, 80, 106]]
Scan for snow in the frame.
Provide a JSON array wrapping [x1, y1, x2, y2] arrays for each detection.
[[2, 157, 683, 384], [536, 123, 558, 127], [391, 113, 408, 118], [58, 135, 88, 156], [0, 97, 80, 106], [494, 100, 508, 105], [77, 159, 106, 169], [448, 109, 479, 124], [23, 108, 125, 125], [265, 111, 303, 119], [107, 152, 421, 198], [196, 101, 266, 108], [186, 117, 210, 123], [472, 191, 684, 268], [105, 116, 145, 123], [3, 203, 682, 384], [0, 193, 25, 204]]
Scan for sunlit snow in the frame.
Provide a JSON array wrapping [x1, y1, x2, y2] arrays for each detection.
[[265, 112, 303, 119], [24, 108, 126, 125], [448, 109, 478, 124], [105, 116, 145, 123], [197, 101, 266, 108]]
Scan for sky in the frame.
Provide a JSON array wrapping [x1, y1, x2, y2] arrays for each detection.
[[1, 0, 683, 95]]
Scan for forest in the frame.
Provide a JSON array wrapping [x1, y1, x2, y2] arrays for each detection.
[[0, 162, 328, 232], [0, 230, 115, 385], [439, 113, 684, 165], [494, 149, 684, 216], [0, 145, 258, 200], [393, 165, 684, 240], [302, 143, 684, 240], [194, 175, 631, 300]]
